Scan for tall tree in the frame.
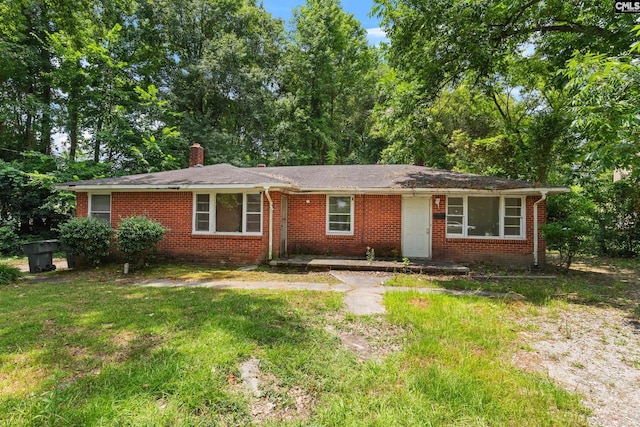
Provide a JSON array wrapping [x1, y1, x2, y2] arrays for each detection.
[[0, 0, 54, 156], [275, 0, 378, 165], [566, 45, 640, 178], [142, 0, 284, 166], [373, 0, 636, 182]]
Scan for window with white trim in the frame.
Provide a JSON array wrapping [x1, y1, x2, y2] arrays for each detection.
[[193, 192, 262, 234], [89, 194, 111, 223], [446, 196, 524, 238], [327, 195, 354, 235]]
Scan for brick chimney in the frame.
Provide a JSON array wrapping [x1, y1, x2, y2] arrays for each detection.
[[189, 143, 204, 167]]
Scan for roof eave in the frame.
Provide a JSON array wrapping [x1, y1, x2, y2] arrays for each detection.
[[282, 186, 569, 195], [56, 183, 295, 192], [56, 183, 568, 195]]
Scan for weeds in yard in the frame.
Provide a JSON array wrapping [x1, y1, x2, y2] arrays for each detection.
[[390, 255, 640, 318], [0, 263, 22, 285], [0, 270, 592, 426]]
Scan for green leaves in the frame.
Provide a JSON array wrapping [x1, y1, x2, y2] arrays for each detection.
[[58, 217, 114, 266], [565, 49, 640, 176], [115, 215, 167, 268], [543, 190, 594, 271], [277, 0, 378, 165], [0, 158, 74, 240], [0, 263, 22, 285]]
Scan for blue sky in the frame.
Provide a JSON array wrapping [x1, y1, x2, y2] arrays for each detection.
[[261, 0, 388, 45]]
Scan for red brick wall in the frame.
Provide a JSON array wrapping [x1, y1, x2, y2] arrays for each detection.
[[75, 191, 547, 266], [76, 192, 88, 217], [431, 195, 546, 266], [76, 191, 272, 264], [286, 194, 402, 257]]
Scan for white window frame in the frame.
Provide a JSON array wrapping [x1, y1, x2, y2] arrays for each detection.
[[326, 195, 354, 235], [88, 193, 111, 223], [192, 191, 263, 235], [446, 195, 525, 239]]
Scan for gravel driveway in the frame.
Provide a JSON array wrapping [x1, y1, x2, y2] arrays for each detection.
[[513, 304, 640, 427]]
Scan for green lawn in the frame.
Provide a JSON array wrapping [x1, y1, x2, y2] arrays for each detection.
[[0, 265, 593, 426], [386, 256, 640, 316]]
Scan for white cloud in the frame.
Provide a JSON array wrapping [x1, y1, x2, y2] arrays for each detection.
[[366, 27, 387, 38], [366, 27, 389, 46]]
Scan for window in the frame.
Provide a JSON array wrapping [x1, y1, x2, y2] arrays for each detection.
[[90, 194, 111, 223], [193, 192, 262, 234], [446, 196, 524, 238], [504, 197, 523, 236], [468, 196, 500, 237], [327, 195, 354, 234], [446, 197, 464, 235]]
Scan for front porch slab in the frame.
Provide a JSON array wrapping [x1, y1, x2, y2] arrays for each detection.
[[269, 257, 469, 275]]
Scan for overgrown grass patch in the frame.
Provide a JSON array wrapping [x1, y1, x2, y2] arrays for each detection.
[[313, 291, 587, 426], [1, 275, 589, 425], [0, 263, 22, 285], [0, 280, 345, 426], [384, 274, 440, 288], [386, 254, 639, 315]]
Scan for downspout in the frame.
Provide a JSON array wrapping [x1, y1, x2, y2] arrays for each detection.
[[263, 187, 274, 260], [533, 191, 548, 267]]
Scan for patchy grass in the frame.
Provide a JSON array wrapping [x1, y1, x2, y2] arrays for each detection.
[[0, 269, 590, 426], [386, 256, 640, 316], [138, 263, 341, 284], [37, 261, 341, 286], [384, 274, 441, 288], [315, 292, 587, 426], [0, 279, 344, 426]]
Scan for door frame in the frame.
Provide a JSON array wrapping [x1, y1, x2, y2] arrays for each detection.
[[401, 195, 432, 258]]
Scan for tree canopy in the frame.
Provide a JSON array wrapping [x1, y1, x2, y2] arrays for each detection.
[[1, 0, 638, 257]]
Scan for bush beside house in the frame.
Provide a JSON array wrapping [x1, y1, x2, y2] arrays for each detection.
[[58, 215, 167, 269], [116, 215, 167, 268], [58, 217, 114, 266]]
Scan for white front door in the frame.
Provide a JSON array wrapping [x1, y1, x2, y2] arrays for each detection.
[[402, 197, 431, 258]]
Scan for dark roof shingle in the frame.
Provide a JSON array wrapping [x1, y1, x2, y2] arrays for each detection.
[[60, 163, 566, 192]]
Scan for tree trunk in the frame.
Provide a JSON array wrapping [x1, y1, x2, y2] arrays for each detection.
[[25, 84, 35, 151], [40, 82, 52, 155], [69, 79, 79, 161], [94, 115, 103, 162]]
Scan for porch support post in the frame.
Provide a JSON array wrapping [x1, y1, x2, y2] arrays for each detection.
[[533, 191, 548, 267], [264, 187, 274, 260]]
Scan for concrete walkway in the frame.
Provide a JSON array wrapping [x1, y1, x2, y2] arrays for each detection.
[[139, 271, 520, 315]]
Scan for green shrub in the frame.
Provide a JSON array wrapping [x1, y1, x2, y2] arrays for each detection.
[[0, 221, 20, 255], [116, 215, 167, 268], [542, 221, 591, 271], [58, 217, 113, 266], [0, 264, 22, 285], [591, 178, 640, 257], [544, 189, 595, 271]]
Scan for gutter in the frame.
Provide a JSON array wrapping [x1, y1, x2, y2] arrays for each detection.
[[280, 187, 569, 196], [263, 187, 274, 260], [533, 191, 548, 267], [55, 183, 294, 192]]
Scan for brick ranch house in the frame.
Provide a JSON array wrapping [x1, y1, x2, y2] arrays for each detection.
[[59, 144, 568, 267]]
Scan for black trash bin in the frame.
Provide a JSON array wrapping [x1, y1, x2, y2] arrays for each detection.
[[22, 240, 59, 273]]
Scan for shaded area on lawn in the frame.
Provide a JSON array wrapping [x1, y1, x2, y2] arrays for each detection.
[[387, 256, 640, 318], [0, 264, 596, 426], [0, 281, 344, 425]]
